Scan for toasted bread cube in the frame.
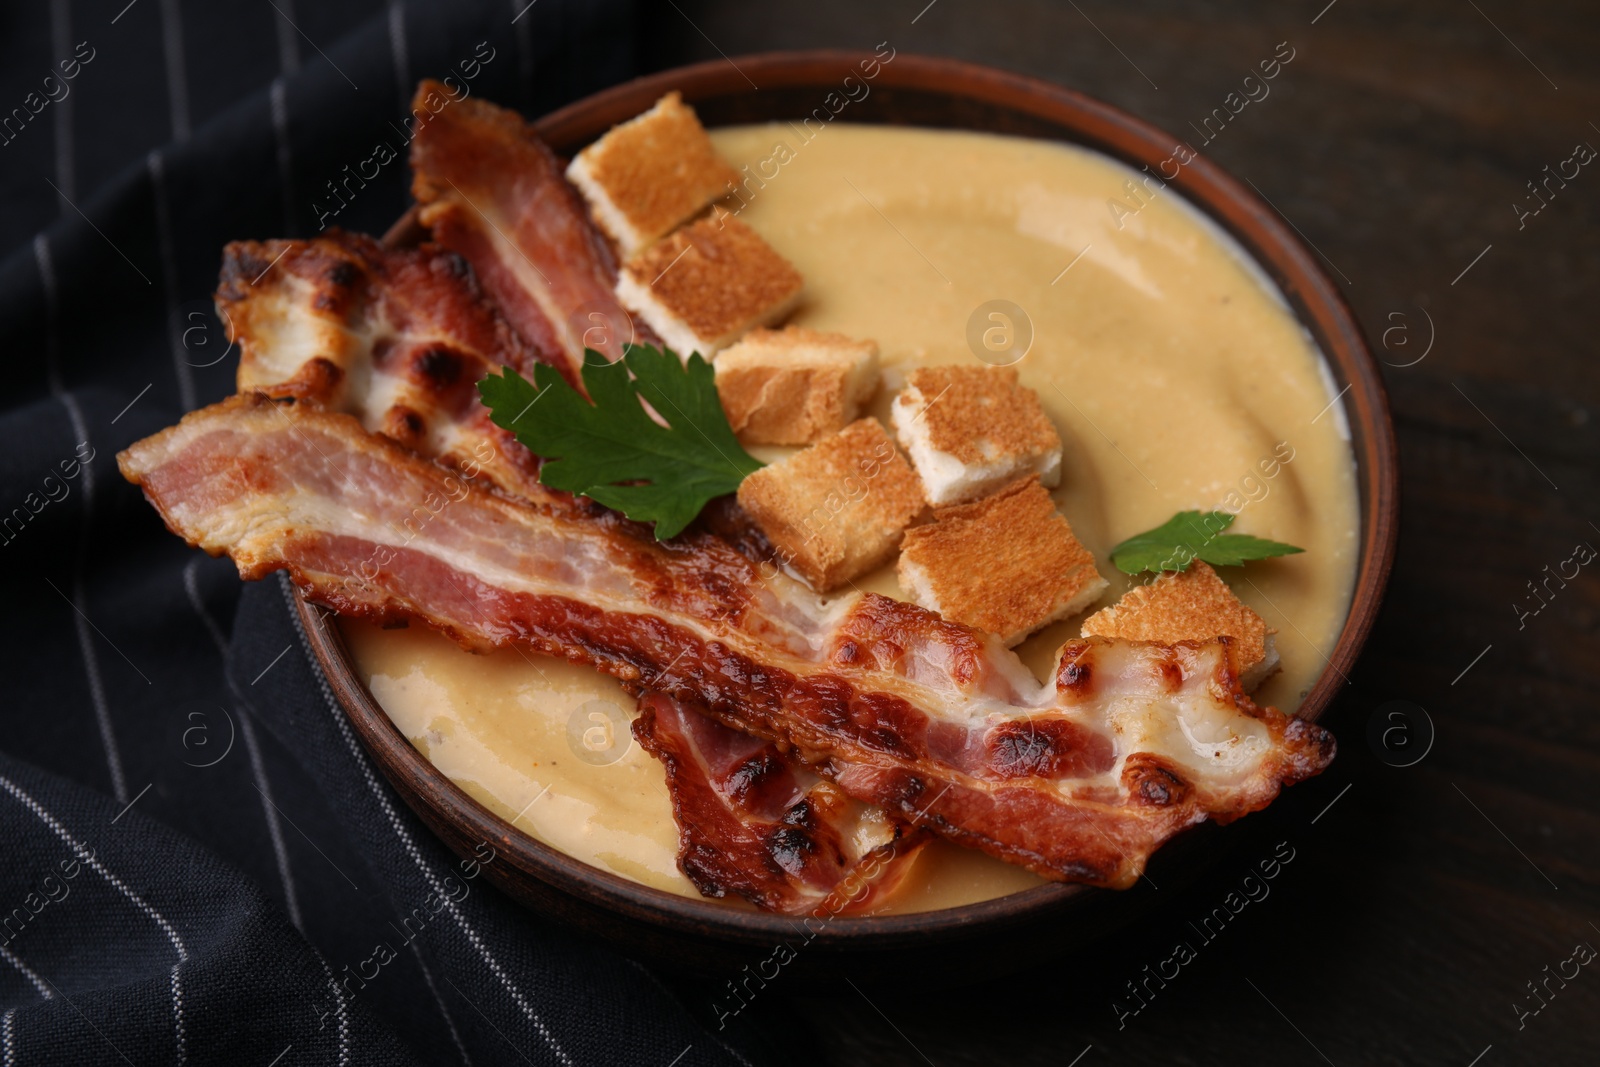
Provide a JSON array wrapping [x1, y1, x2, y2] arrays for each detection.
[[617, 215, 804, 360], [1080, 561, 1279, 690], [890, 365, 1063, 506], [737, 419, 925, 591], [715, 327, 881, 446], [566, 92, 740, 255], [897, 477, 1107, 645]]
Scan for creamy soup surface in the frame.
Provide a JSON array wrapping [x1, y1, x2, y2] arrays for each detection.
[[343, 123, 1360, 913]]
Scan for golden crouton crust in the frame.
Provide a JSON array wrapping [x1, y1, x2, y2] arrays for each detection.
[[1081, 561, 1272, 675], [736, 419, 925, 591], [897, 476, 1103, 641], [716, 327, 879, 445], [575, 92, 739, 247], [901, 365, 1060, 465], [623, 216, 804, 349]]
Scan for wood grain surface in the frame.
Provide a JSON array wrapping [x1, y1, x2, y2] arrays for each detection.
[[640, 3, 1599, 1065]]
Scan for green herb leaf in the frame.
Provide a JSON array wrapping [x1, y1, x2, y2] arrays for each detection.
[[479, 344, 763, 540], [1109, 510, 1304, 575]]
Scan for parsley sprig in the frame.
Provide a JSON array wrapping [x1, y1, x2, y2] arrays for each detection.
[[1109, 510, 1303, 575], [479, 344, 763, 540]]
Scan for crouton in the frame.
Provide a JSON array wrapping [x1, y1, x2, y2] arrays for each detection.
[[617, 215, 804, 359], [736, 419, 925, 591], [566, 92, 740, 255], [1080, 561, 1279, 690], [890, 365, 1063, 506], [897, 476, 1107, 646], [715, 326, 880, 446]]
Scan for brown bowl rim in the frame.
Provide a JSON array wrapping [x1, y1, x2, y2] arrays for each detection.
[[295, 49, 1399, 948]]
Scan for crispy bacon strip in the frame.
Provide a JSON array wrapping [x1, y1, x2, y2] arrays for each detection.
[[404, 83, 890, 905], [217, 232, 906, 908], [219, 230, 557, 505], [118, 396, 1335, 889], [409, 80, 647, 383], [634, 695, 927, 914]]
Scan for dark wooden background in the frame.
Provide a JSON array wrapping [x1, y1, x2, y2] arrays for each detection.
[[639, 2, 1600, 1065]]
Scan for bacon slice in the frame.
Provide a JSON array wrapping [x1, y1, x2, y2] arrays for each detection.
[[118, 396, 1335, 889], [408, 80, 646, 383], [217, 230, 906, 909], [218, 230, 556, 505], [403, 85, 897, 906], [634, 695, 927, 914]]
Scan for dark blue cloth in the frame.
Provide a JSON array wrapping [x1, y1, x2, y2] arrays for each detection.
[[0, 1, 760, 1062]]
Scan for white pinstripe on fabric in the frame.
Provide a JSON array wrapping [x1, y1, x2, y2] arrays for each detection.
[[279, 576, 575, 1067], [0, 773, 188, 1063], [410, 942, 473, 1067], [270, 0, 300, 234], [1, 1005, 15, 1065], [273, 0, 301, 76], [34, 235, 129, 805], [48, 0, 74, 207], [158, 0, 191, 142], [147, 151, 197, 412], [234, 707, 308, 929], [183, 558, 307, 932], [34, 235, 66, 429], [388, 2, 411, 108], [0, 945, 52, 1003], [169, 963, 187, 1062], [510, 0, 535, 107], [0, 778, 192, 961], [269, 79, 296, 234], [316, 954, 351, 1067]]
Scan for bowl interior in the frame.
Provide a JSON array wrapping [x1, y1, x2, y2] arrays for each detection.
[[300, 50, 1398, 963]]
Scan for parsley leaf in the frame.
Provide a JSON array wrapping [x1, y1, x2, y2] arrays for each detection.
[[479, 344, 763, 540], [1109, 510, 1304, 575]]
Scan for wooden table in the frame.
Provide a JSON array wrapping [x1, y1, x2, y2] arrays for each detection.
[[644, 3, 1599, 1063]]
